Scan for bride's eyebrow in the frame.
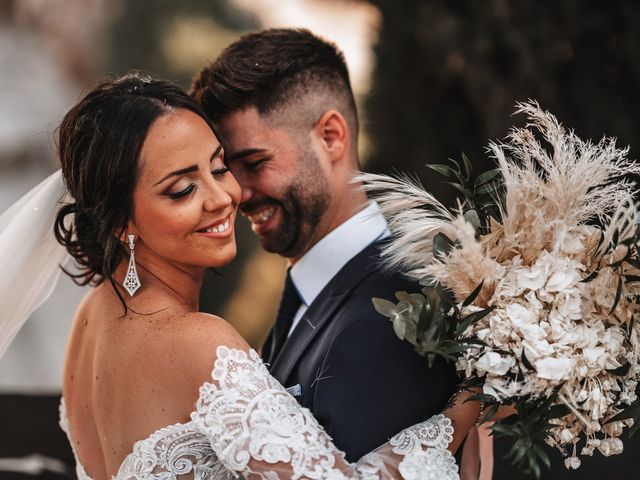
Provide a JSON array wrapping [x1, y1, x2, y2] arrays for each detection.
[[153, 145, 223, 186]]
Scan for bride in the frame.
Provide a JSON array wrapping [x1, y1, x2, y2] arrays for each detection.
[[1, 73, 480, 479]]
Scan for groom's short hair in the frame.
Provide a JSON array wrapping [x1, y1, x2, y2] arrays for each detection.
[[191, 28, 358, 139]]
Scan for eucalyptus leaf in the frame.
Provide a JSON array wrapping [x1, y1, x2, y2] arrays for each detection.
[[433, 233, 454, 260], [372, 298, 397, 318], [463, 209, 482, 231], [419, 275, 438, 287], [392, 316, 410, 341]]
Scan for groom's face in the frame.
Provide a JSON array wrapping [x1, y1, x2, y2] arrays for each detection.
[[217, 107, 330, 260]]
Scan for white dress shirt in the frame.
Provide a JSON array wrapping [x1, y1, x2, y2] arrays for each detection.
[[287, 201, 390, 336]]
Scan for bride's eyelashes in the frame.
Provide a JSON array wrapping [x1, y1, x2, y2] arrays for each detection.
[[165, 167, 231, 200], [167, 183, 195, 199]]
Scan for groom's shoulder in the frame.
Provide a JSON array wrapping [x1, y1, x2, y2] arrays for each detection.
[[345, 243, 420, 300]]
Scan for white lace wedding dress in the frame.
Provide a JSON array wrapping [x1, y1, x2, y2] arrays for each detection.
[[60, 346, 458, 480]]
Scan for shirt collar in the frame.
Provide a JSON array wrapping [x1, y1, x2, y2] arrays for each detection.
[[290, 201, 389, 307]]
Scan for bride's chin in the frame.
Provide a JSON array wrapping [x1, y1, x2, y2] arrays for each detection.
[[203, 246, 237, 268]]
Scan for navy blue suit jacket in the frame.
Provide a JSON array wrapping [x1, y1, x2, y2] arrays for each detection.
[[264, 240, 459, 462]]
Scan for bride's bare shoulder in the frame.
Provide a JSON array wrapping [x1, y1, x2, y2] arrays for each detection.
[[147, 311, 251, 391], [171, 312, 249, 356]]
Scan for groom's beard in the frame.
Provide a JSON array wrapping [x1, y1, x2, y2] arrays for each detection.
[[245, 179, 329, 259]]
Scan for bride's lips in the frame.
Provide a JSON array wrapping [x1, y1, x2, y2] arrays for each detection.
[[195, 214, 234, 239], [242, 205, 279, 235]]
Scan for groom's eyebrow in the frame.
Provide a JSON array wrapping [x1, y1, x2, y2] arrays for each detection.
[[153, 145, 223, 186], [226, 148, 268, 163]]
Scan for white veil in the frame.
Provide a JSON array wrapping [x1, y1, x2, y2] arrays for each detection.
[[0, 170, 71, 360]]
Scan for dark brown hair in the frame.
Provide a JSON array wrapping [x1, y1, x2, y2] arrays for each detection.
[[54, 73, 215, 308], [191, 28, 358, 134]]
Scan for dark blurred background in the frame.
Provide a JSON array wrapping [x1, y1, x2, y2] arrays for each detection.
[[0, 0, 638, 478]]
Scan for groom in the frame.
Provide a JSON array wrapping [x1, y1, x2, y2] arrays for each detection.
[[192, 28, 458, 461]]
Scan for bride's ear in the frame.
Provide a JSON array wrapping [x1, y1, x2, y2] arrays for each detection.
[[116, 222, 138, 245]]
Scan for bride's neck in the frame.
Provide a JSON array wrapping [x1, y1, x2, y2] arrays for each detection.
[[114, 248, 205, 310]]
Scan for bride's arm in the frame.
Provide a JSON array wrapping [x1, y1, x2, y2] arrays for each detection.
[[192, 343, 478, 480]]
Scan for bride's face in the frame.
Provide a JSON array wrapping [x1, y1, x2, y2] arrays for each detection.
[[130, 108, 241, 269]]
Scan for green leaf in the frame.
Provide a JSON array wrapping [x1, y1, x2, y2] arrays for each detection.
[[610, 272, 623, 314], [395, 291, 424, 310], [596, 230, 605, 251], [612, 228, 620, 249], [475, 182, 502, 197], [626, 257, 640, 270], [445, 181, 472, 198], [521, 350, 534, 371], [426, 163, 457, 179], [463, 209, 482, 231], [392, 317, 410, 340], [474, 168, 502, 187], [372, 298, 397, 318], [456, 306, 495, 336], [607, 362, 631, 376], [580, 271, 599, 283], [461, 152, 473, 180], [625, 275, 640, 283], [547, 404, 570, 419], [462, 280, 485, 307], [482, 403, 500, 423], [607, 401, 640, 424], [433, 232, 454, 260], [419, 275, 437, 287]]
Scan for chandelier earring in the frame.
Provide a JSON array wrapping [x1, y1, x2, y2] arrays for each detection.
[[123, 234, 141, 296]]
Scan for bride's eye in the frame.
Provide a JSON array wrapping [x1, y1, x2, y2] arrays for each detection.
[[167, 183, 195, 199], [211, 166, 229, 178]]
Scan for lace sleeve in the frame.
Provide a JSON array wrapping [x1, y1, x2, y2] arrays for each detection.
[[191, 346, 459, 480]]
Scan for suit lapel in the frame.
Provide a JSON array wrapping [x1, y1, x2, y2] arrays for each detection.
[[269, 241, 383, 384]]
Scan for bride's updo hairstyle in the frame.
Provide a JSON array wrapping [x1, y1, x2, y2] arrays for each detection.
[[54, 73, 215, 299]]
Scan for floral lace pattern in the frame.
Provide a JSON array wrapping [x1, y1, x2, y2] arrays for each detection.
[[59, 399, 234, 480], [60, 346, 459, 480], [192, 346, 459, 480]]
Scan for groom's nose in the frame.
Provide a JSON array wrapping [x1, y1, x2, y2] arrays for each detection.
[[240, 185, 254, 205]]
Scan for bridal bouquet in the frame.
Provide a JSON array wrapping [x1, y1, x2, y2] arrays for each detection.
[[362, 102, 640, 476]]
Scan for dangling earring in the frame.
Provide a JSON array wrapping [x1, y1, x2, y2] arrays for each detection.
[[123, 234, 141, 296]]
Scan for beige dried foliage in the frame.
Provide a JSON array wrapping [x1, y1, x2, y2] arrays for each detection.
[[361, 101, 640, 288], [492, 101, 640, 266]]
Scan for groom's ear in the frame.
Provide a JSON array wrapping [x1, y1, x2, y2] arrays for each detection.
[[313, 110, 348, 164]]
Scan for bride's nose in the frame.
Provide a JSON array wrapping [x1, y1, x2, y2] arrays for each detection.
[[202, 182, 233, 213]]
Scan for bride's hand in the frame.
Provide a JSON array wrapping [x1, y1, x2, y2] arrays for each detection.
[[441, 387, 483, 454]]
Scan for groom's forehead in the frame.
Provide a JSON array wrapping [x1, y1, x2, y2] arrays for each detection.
[[217, 109, 295, 159]]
